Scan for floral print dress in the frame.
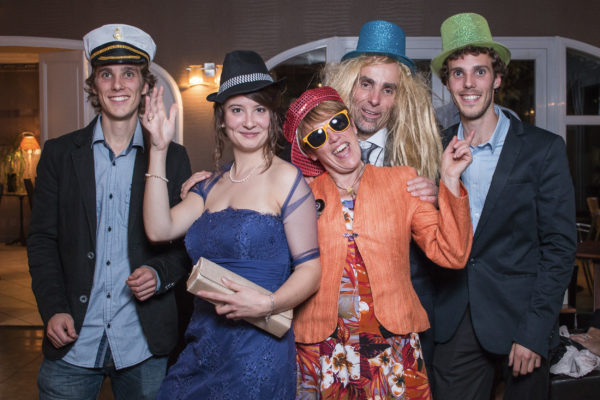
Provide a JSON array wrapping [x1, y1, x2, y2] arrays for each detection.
[[296, 199, 431, 400]]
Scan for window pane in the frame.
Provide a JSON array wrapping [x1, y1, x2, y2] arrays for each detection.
[[567, 125, 600, 216], [0, 63, 39, 146], [270, 47, 326, 110], [270, 48, 326, 159], [414, 59, 432, 90], [567, 49, 600, 115], [496, 60, 535, 125]]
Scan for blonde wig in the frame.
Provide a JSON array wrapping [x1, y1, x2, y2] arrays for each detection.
[[323, 55, 442, 181]]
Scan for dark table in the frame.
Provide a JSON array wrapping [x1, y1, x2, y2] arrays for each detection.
[[577, 240, 600, 311], [4, 191, 27, 246]]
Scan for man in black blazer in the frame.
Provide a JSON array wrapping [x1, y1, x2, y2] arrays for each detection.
[[28, 24, 191, 399], [430, 13, 576, 400]]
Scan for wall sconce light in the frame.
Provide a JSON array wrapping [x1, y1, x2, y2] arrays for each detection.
[[187, 63, 222, 87]]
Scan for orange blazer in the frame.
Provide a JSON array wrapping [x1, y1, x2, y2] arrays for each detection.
[[294, 165, 473, 344]]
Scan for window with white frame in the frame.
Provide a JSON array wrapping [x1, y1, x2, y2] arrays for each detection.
[[565, 46, 600, 216]]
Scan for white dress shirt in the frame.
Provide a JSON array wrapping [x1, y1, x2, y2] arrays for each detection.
[[359, 127, 388, 166]]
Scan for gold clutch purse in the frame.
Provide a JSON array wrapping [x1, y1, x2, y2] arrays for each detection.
[[186, 257, 292, 338]]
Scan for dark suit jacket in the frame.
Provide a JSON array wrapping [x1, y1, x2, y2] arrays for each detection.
[[433, 112, 576, 358], [409, 242, 436, 366], [28, 117, 192, 360]]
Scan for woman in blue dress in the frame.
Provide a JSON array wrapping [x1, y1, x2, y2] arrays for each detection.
[[141, 50, 321, 399]]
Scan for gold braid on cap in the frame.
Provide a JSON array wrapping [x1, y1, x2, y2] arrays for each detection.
[[98, 55, 142, 61], [90, 44, 149, 63]]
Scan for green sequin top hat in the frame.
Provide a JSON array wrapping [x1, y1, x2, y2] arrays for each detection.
[[342, 20, 415, 72], [431, 13, 511, 77]]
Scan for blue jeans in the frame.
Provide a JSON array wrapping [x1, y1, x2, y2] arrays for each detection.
[[38, 351, 167, 400]]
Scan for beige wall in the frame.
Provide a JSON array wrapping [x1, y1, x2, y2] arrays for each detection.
[[1, 0, 600, 172]]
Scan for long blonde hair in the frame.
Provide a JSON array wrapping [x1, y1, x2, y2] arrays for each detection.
[[323, 55, 441, 181]]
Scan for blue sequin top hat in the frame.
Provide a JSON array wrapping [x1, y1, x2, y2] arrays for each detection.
[[342, 20, 415, 72]]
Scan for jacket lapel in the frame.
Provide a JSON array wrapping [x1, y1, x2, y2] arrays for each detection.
[[473, 115, 523, 241], [72, 119, 98, 243], [128, 135, 147, 239]]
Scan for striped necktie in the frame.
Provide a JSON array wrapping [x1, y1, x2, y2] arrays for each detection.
[[360, 141, 378, 164]]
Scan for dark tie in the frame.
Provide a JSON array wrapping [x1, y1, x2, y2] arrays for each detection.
[[360, 142, 377, 164]]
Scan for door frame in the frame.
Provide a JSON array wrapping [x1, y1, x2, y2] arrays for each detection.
[[0, 36, 184, 144]]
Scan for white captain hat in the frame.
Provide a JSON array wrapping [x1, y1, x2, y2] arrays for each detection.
[[83, 23, 156, 66]]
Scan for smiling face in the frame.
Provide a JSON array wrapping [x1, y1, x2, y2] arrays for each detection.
[[446, 53, 501, 122], [223, 95, 271, 153], [349, 62, 400, 138], [302, 110, 362, 176], [92, 64, 148, 123]]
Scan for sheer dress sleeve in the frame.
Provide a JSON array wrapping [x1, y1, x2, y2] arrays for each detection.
[[281, 169, 320, 267], [189, 170, 224, 200]]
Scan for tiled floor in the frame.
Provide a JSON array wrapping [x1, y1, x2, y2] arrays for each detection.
[[0, 326, 115, 399], [0, 244, 42, 327], [0, 327, 44, 399], [0, 244, 113, 399]]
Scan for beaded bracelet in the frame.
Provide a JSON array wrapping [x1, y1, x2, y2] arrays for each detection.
[[144, 173, 169, 183], [265, 294, 274, 322]]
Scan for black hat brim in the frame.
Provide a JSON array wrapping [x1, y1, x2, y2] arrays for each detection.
[[89, 41, 150, 66], [207, 78, 284, 103]]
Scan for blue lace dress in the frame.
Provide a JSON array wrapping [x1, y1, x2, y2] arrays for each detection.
[[156, 165, 319, 400]]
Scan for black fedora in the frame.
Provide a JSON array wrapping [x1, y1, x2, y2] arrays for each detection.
[[207, 50, 283, 103]]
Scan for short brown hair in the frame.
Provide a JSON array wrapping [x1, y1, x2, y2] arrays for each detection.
[[84, 63, 157, 114], [439, 45, 507, 85], [212, 85, 283, 171], [297, 100, 348, 153]]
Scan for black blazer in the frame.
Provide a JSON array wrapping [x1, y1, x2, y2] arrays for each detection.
[[28, 117, 192, 360], [433, 112, 576, 358]]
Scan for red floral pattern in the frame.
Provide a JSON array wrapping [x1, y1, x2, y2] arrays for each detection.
[[296, 200, 431, 399]]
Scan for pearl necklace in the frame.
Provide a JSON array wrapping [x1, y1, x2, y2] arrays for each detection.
[[331, 162, 366, 199], [229, 161, 263, 183]]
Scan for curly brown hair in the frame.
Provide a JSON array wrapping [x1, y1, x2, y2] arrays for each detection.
[[212, 85, 283, 171], [84, 63, 157, 114], [439, 46, 507, 85]]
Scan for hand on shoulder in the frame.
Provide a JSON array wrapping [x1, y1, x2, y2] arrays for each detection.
[[407, 175, 439, 206]]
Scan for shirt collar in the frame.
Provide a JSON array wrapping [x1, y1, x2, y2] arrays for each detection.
[[361, 127, 388, 149], [91, 115, 145, 153], [458, 104, 509, 154]]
